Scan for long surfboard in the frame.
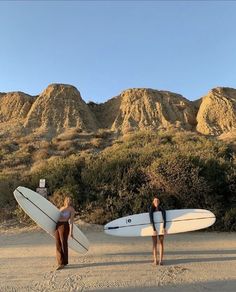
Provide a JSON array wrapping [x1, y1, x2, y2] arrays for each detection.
[[14, 186, 89, 254], [104, 209, 216, 237]]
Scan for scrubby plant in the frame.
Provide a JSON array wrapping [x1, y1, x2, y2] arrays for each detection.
[[50, 186, 75, 209], [13, 205, 35, 225], [0, 174, 21, 208], [80, 130, 236, 228], [57, 140, 77, 151], [1, 130, 235, 230], [224, 208, 236, 231], [27, 155, 86, 206], [32, 149, 49, 161]]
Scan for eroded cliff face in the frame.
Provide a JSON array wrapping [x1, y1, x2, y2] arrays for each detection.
[[0, 92, 35, 122], [196, 87, 236, 135], [88, 95, 121, 129], [23, 84, 98, 133], [0, 84, 235, 138], [109, 88, 197, 133]]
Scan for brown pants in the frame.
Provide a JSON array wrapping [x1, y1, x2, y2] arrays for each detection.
[[55, 221, 69, 265]]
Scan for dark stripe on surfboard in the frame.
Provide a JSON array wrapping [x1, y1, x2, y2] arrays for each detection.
[[16, 189, 88, 252], [104, 216, 215, 230]]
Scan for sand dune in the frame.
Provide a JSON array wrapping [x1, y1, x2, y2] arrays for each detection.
[[0, 226, 236, 292]]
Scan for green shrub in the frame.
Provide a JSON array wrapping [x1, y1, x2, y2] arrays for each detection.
[[13, 205, 35, 225], [57, 140, 77, 151], [27, 155, 86, 203], [224, 208, 236, 231], [50, 185, 78, 209], [0, 174, 21, 208], [81, 131, 235, 228], [95, 129, 112, 139], [149, 155, 209, 207], [1, 130, 235, 231]]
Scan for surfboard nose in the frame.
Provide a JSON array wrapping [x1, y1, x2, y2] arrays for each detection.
[[104, 223, 111, 232], [209, 210, 216, 225]]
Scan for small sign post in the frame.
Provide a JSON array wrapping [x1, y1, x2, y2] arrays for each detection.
[[36, 179, 48, 198]]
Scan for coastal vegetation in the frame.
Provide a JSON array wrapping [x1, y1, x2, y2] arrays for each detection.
[[1, 130, 235, 231]]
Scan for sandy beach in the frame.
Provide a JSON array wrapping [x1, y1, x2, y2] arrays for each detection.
[[0, 222, 236, 292]]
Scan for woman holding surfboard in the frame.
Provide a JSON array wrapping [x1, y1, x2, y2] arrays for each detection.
[[55, 196, 75, 270], [149, 197, 166, 265]]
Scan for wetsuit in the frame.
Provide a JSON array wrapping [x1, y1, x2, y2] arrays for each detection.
[[149, 205, 166, 233]]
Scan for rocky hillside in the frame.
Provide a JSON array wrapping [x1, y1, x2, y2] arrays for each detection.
[[23, 84, 98, 134], [111, 88, 197, 132], [196, 87, 236, 135], [88, 95, 121, 129], [0, 84, 235, 137], [89, 89, 197, 133], [0, 91, 35, 122]]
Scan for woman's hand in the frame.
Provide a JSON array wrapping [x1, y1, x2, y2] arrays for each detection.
[[70, 232, 74, 238], [161, 227, 167, 235], [153, 230, 157, 236]]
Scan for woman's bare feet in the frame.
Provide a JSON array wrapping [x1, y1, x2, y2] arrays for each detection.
[[56, 264, 64, 270], [153, 259, 158, 265]]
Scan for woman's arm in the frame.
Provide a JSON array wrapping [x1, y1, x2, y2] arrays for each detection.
[[69, 208, 75, 237], [159, 206, 167, 232], [149, 206, 156, 231]]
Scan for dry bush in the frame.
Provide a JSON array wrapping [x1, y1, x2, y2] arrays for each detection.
[[0, 173, 21, 208], [90, 138, 103, 148], [60, 149, 76, 158], [30, 160, 48, 173], [73, 142, 93, 151], [57, 140, 77, 151], [95, 129, 112, 139], [56, 128, 82, 142], [32, 149, 49, 161], [26, 144, 36, 154], [13, 206, 35, 225], [3, 153, 31, 168], [83, 207, 111, 225], [39, 140, 51, 149], [18, 135, 35, 144], [1, 141, 19, 154], [2, 164, 28, 174], [0, 208, 14, 222]]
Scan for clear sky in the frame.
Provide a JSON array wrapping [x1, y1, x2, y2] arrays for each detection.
[[0, 0, 235, 102]]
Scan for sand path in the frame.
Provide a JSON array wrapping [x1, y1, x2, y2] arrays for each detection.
[[0, 226, 236, 292]]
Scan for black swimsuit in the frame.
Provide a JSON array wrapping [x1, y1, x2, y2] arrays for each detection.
[[149, 205, 166, 232]]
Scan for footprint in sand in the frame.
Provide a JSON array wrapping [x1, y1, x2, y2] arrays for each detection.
[[61, 274, 84, 292]]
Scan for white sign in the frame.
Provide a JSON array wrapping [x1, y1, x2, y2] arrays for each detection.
[[39, 179, 46, 188]]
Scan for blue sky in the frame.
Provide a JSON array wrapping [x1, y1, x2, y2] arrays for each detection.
[[0, 0, 235, 102]]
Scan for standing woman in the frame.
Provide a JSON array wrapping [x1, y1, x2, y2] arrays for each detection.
[[55, 196, 75, 270], [149, 196, 166, 265]]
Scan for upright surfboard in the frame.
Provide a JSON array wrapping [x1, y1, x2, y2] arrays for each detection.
[[104, 209, 216, 237], [14, 186, 89, 254]]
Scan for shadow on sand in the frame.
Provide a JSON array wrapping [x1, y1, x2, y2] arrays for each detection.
[[66, 252, 236, 269], [106, 249, 236, 256]]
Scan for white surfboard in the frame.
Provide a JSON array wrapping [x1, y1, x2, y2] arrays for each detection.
[[14, 186, 89, 254], [104, 209, 216, 237]]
